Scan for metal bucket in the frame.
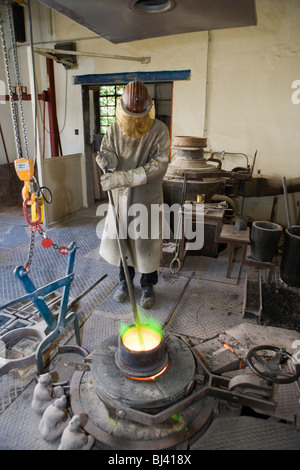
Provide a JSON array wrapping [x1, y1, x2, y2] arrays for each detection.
[[250, 221, 282, 262], [280, 225, 300, 287]]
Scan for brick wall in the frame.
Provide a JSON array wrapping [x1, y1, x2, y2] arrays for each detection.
[[0, 163, 23, 207]]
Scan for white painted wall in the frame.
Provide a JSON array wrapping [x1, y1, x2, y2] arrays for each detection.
[[0, 0, 299, 223], [205, 0, 300, 178]]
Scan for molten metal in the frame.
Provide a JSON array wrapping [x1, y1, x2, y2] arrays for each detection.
[[122, 325, 161, 352], [126, 364, 168, 381]]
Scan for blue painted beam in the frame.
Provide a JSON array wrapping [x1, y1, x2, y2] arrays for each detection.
[[73, 70, 191, 85]]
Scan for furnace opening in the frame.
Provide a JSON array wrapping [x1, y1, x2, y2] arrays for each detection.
[[116, 322, 169, 380], [121, 324, 161, 352]]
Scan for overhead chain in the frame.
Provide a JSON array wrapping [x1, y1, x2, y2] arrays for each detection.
[[6, 2, 29, 159], [24, 226, 36, 272], [24, 219, 71, 272], [0, 9, 22, 159]]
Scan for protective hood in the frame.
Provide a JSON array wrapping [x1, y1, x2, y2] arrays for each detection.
[[116, 99, 155, 138]]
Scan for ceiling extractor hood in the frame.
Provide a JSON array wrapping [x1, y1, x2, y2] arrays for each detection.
[[37, 0, 257, 44]]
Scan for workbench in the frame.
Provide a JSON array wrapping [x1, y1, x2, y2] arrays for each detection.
[[217, 224, 275, 282], [217, 224, 250, 278]]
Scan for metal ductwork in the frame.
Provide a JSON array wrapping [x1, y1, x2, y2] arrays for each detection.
[[36, 0, 257, 43]]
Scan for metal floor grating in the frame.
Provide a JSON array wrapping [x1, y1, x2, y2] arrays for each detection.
[[191, 416, 300, 450], [0, 205, 300, 450]]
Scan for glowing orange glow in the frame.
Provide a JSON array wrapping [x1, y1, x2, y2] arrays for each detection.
[[222, 342, 235, 354], [126, 364, 168, 381], [122, 326, 161, 352], [222, 342, 243, 369]]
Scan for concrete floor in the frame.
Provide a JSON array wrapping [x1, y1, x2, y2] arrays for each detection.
[[0, 203, 300, 450]]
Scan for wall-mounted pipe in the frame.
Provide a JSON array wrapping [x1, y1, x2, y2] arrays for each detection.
[[239, 176, 300, 198], [203, 30, 211, 138], [34, 47, 151, 64], [18, 35, 102, 48]]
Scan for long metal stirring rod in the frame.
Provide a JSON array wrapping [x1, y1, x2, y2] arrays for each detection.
[[162, 273, 194, 329], [282, 176, 292, 232], [104, 170, 145, 349]]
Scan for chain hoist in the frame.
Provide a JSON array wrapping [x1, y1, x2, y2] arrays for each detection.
[[1, 2, 37, 205], [1, 2, 71, 272], [1, 2, 35, 200]]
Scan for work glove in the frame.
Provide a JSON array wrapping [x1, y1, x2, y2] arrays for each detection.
[[95, 152, 108, 170], [100, 167, 147, 192]]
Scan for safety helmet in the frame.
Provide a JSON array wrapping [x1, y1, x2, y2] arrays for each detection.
[[120, 81, 152, 117]]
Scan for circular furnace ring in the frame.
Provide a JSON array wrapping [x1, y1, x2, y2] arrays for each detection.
[[92, 334, 195, 412], [69, 334, 216, 449]]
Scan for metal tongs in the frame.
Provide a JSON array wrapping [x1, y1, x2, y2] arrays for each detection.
[[170, 174, 187, 274]]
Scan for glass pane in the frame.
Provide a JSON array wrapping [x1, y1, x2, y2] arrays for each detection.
[[100, 117, 108, 126], [100, 108, 108, 117], [99, 85, 115, 95], [116, 85, 125, 95], [100, 107, 115, 118], [99, 96, 108, 106], [107, 107, 116, 117], [99, 86, 107, 95], [107, 96, 115, 106]]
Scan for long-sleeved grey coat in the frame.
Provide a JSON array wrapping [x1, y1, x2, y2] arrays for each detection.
[[99, 119, 170, 273]]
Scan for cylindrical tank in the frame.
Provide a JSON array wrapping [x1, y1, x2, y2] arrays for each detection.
[[250, 221, 282, 262], [280, 226, 300, 287]]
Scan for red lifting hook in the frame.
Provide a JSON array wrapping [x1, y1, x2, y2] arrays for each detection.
[[23, 196, 41, 226]]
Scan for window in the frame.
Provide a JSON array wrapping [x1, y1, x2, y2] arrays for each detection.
[[99, 85, 125, 134]]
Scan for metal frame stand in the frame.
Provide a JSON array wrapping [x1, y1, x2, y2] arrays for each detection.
[[0, 242, 81, 375]]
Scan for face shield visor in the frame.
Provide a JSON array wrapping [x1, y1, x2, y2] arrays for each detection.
[[117, 81, 155, 138]]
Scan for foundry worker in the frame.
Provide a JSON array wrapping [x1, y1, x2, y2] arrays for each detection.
[[96, 80, 170, 309]]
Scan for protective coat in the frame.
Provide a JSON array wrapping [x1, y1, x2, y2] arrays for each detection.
[[98, 119, 170, 273]]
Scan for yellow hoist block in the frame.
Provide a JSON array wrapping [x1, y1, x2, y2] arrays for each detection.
[[14, 158, 35, 202], [14, 158, 34, 181]]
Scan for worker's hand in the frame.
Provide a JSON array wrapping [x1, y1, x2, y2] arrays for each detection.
[[100, 167, 147, 192], [100, 172, 119, 191], [95, 152, 108, 170]]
